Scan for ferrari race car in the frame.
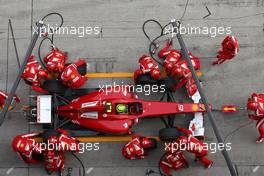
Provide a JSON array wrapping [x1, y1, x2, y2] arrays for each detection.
[[28, 86, 209, 135]]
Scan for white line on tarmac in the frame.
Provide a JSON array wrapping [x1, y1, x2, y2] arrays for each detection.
[[6, 167, 14, 175], [86, 167, 94, 175], [252, 166, 260, 173]]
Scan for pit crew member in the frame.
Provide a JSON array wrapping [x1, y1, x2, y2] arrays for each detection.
[[169, 53, 200, 92], [12, 129, 79, 174], [12, 132, 43, 164], [22, 55, 48, 93], [175, 127, 213, 168], [122, 135, 157, 159], [43, 46, 67, 74], [160, 142, 189, 176], [213, 35, 239, 65], [60, 59, 87, 89], [134, 55, 161, 83], [247, 93, 264, 143]]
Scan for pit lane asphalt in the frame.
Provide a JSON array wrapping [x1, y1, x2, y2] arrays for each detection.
[[0, 0, 263, 175]]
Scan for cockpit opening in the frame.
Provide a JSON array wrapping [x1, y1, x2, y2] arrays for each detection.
[[115, 103, 142, 115]]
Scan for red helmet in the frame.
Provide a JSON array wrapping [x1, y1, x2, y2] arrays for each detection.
[[141, 137, 155, 149], [164, 63, 174, 72], [38, 70, 48, 79], [172, 65, 183, 77], [191, 57, 200, 70], [12, 136, 34, 153], [150, 69, 161, 80], [187, 79, 197, 96], [170, 50, 181, 57], [47, 136, 58, 145], [12, 136, 24, 152], [138, 54, 149, 62], [27, 55, 36, 62], [247, 100, 258, 110], [227, 42, 235, 50]]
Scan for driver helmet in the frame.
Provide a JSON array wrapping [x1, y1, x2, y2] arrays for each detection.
[[116, 104, 126, 113]]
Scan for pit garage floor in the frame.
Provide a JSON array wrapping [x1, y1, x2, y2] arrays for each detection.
[[0, 0, 264, 176]]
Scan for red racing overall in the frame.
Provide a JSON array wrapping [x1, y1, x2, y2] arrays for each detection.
[[170, 53, 200, 92], [43, 47, 67, 74], [22, 55, 48, 93], [176, 127, 213, 168], [213, 35, 239, 65], [247, 93, 264, 143], [12, 133, 42, 164], [122, 136, 155, 159], [160, 148, 188, 176], [44, 150, 64, 174], [12, 129, 79, 174], [44, 129, 79, 174], [60, 59, 87, 89], [134, 55, 161, 82]]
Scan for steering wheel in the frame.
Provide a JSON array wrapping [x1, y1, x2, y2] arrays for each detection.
[[135, 103, 142, 113]]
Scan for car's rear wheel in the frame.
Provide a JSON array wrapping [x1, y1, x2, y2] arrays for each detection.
[[42, 79, 67, 94], [42, 129, 60, 142], [136, 74, 157, 85], [148, 138, 158, 150], [159, 127, 181, 141], [77, 63, 87, 76]]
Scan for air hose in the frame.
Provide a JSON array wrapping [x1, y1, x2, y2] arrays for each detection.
[[38, 12, 64, 68], [142, 19, 172, 65], [71, 153, 86, 176]]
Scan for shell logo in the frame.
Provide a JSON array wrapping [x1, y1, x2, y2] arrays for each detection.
[[192, 104, 199, 111]]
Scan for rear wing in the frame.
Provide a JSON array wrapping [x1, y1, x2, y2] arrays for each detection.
[[37, 95, 52, 123]]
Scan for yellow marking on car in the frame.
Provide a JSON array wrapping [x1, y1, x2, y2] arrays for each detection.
[[192, 104, 199, 111], [196, 70, 204, 77]]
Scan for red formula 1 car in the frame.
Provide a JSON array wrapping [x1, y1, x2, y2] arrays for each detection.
[[57, 86, 209, 134]]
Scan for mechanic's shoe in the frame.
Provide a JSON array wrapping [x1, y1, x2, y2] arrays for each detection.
[[206, 161, 213, 169], [8, 105, 14, 111], [256, 137, 264, 143], [46, 171, 53, 175], [212, 61, 218, 65]]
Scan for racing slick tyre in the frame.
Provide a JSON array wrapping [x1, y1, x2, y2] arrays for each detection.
[[64, 88, 99, 100], [159, 128, 181, 142], [135, 74, 157, 85], [77, 62, 87, 76], [158, 77, 178, 91], [42, 129, 60, 142], [148, 138, 158, 150], [42, 79, 67, 94]]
